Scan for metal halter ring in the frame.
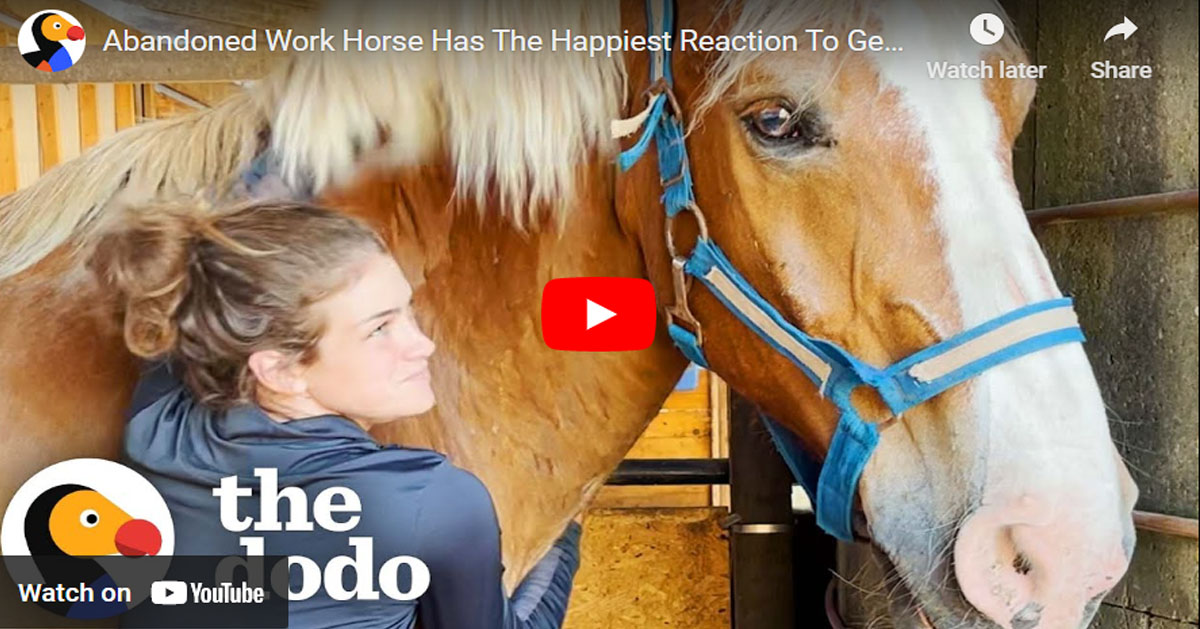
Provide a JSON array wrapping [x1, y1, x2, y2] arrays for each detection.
[[664, 201, 710, 259]]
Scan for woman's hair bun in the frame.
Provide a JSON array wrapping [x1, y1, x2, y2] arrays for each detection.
[[88, 200, 211, 357]]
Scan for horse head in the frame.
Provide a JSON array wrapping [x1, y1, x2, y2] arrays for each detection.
[[616, 1, 1138, 626]]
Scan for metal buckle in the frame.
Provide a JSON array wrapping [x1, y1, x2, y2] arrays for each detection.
[[643, 77, 684, 121], [666, 256, 702, 345], [664, 202, 710, 348]]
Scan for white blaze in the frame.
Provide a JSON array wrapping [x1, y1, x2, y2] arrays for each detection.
[[870, 0, 1124, 596]]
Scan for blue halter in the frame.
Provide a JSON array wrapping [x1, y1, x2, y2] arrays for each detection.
[[615, 0, 1087, 541]]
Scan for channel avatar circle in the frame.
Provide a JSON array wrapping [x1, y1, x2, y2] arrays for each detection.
[[18, 10, 86, 73], [1, 458, 173, 619]]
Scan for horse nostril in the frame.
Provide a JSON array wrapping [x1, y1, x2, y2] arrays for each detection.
[[955, 498, 1132, 628], [1012, 552, 1033, 575]]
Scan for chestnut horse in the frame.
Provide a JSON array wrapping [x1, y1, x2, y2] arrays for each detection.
[[0, 0, 1137, 626]]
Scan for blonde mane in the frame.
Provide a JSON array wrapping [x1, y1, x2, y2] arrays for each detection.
[[695, 0, 864, 119], [1, 0, 1010, 282], [0, 0, 625, 281], [265, 1, 626, 223]]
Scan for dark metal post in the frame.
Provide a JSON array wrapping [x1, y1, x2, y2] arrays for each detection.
[[728, 393, 796, 628]]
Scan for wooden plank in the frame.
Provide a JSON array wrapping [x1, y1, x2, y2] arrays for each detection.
[[113, 0, 316, 32], [113, 82, 135, 129], [33, 83, 56, 173], [8, 83, 38, 188], [624, 438, 710, 460], [146, 83, 176, 119], [93, 83, 115, 141], [0, 83, 16, 194], [140, 83, 157, 120], [75, 0, 249, 36], [663, 368, 709, 410], [0, 50, 284, 83], [1133, 510, 1200, 540], [600, 368, 716, 508], [52, 83, 79, 160], [3, 0, 141, 40], [710, 373, 731, 507], [76, 83, 98, 149], [592, 485, 711, 509], [640, 408, 711, 439]]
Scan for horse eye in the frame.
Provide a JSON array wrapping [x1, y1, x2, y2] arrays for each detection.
[[749, 105, 793, 136], [80, 510, 100, 528], [740, 99, 834, 152]]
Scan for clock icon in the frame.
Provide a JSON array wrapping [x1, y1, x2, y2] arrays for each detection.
[[970, 12, 1005, 46]]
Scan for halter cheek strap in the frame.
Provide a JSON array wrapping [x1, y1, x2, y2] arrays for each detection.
[[613, 0, 1087, 541]]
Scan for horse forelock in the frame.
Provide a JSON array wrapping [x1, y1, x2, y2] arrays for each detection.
[[693, 0, 1021, 122]]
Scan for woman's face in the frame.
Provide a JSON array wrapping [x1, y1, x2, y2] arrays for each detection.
[[301, 252, 436, 425]]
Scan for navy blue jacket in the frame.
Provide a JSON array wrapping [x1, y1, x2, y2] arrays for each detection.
[[123, 362, 581, 629]]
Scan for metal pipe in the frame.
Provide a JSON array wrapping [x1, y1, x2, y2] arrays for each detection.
[[1026, 189, 1198, 225], [153, 84, 210, 111], [607, 458, 729, 485]]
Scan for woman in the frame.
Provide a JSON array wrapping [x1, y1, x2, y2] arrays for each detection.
[[89, 200, 581, 628]]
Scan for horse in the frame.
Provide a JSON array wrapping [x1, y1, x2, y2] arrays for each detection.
[[0, 0, 1138, 626]]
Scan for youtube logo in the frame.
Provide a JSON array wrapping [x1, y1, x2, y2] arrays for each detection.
[[541, 277, 656, 351], [151, 580, 187, 605]]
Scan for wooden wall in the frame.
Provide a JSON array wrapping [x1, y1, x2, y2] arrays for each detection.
[[0, 79, 244, 196], [594, 368, 731, 509]]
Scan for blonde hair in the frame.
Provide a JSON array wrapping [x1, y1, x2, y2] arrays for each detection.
[[88, 200, 386, 409]]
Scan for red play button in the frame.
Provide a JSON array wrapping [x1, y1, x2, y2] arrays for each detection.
[[541, 277, 656, 351]]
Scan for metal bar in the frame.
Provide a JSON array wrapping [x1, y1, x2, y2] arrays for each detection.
[[607, 458, 729, 485], [153, 84, 210, 111], [729, 395, 797, 628], [1026, 189, 1198, 225], [1133, 510, 1199, 540]]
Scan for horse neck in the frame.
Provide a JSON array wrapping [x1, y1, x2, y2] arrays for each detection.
[[325, 162, 689, 587]]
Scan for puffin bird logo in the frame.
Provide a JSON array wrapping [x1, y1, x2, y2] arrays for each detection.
[[1, 458, 175, 620], [17, 484, 163, 618], [18, 10, 86, 73], [27, 484, 162, 558]]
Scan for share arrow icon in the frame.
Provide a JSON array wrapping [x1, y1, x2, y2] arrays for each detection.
[[1103, 16, 1138, 42]]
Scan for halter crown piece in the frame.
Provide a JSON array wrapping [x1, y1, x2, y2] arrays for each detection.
[[612, 0, 1088, 541]]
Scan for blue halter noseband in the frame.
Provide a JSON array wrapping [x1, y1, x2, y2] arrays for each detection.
[[614, 0, 1087, 541]]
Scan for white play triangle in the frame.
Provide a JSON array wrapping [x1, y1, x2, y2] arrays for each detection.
[[586, 299, 616, 330]]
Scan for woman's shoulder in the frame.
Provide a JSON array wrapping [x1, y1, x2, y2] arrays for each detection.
[[335, 451, 483, 511], [425, 463, 491, 503], [411, 463, 498, 535], [348, 459, 498, 558]]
